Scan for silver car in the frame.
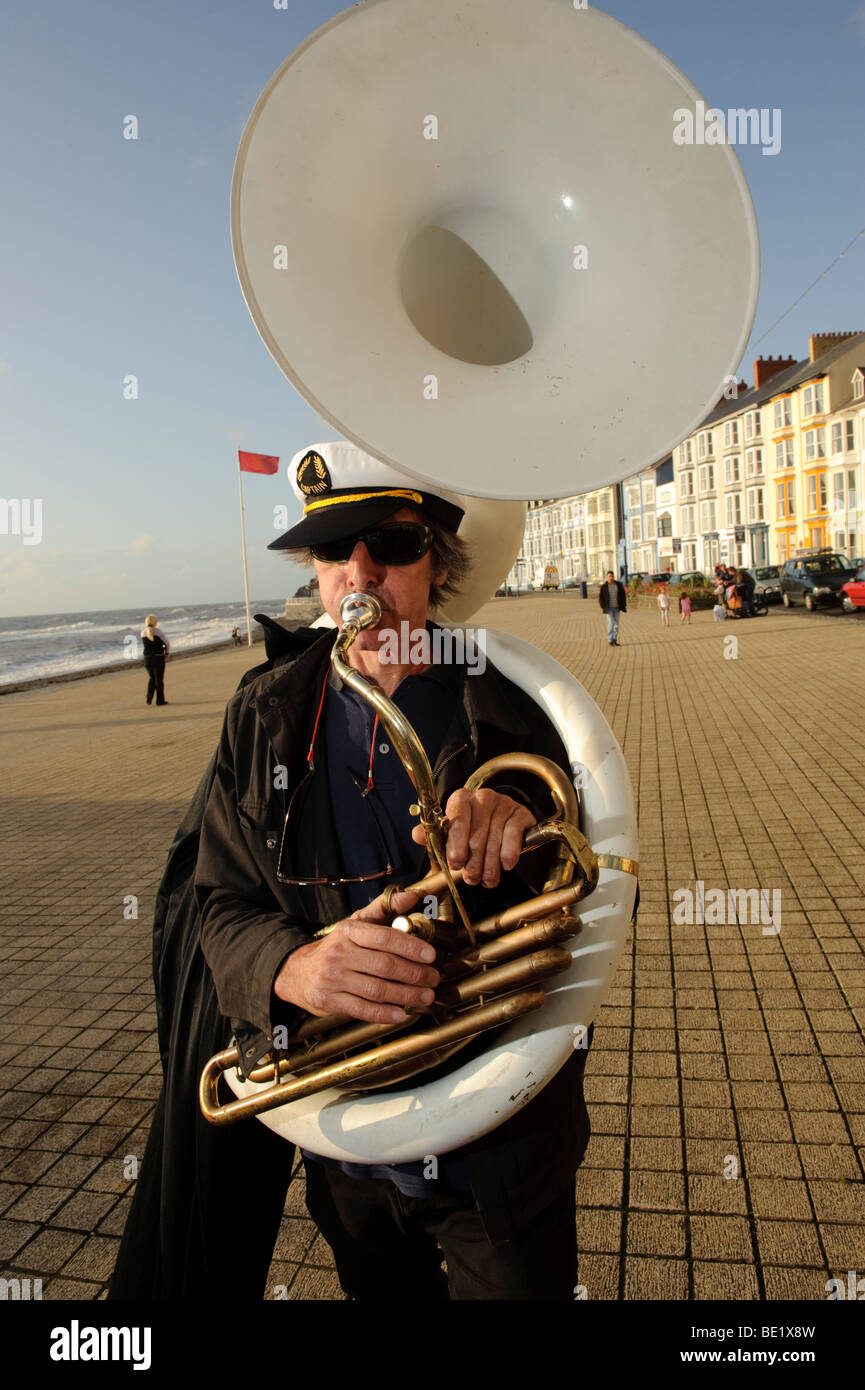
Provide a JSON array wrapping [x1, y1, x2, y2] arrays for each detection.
[[751, 564, 782, 603]]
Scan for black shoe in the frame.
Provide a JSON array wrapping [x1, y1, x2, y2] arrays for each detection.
[[156, 701, 168, 706]]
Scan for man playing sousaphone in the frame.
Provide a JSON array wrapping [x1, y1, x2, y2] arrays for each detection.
[[193, 440, 594, 1300]]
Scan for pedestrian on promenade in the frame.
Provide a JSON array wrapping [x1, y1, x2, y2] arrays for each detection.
[[679, 591, 691, 624], [140, 614, 170, 706], [735, 568, 754, 618], [657, 586, 670, 627], [598, 568, 627, 646], [231, 626, 242, 646]]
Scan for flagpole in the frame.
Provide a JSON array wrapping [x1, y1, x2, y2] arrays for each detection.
[[237, 462, 253, 647]]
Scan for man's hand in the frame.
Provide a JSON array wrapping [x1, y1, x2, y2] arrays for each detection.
[[412, 788, 536, 888], [273, 888, 440, 1024]]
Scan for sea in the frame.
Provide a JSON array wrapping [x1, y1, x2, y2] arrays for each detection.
[[0, 599, 291, 690]]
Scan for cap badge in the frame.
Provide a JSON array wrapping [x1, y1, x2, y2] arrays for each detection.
[[297, 450, 332, 496]]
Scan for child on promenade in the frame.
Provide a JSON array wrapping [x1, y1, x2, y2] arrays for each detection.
[[657, 588, 670, 627], [679, 592, 691, 624]]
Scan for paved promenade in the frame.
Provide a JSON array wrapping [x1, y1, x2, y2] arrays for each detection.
[[1, 597, 864, 1300]]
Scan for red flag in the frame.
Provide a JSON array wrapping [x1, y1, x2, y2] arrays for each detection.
[[238, 450, 279, 475]]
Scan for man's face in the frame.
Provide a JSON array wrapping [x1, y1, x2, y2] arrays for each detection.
[[313, 507, 448, 652], [606, 572, 615, 582]]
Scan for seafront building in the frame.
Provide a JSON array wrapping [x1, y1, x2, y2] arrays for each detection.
[[506, 330, 865, 587]]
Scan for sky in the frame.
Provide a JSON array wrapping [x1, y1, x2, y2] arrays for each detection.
[[1, 0, 864, 617]]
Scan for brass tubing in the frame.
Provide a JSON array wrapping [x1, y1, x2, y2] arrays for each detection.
[[435, 944, 572, 1007], [248, 1016, 410, 1083], [466, 752, 580, 825], [332, 607, 476, 944], [471, 882, 587, 938], [200, 988, 547, 1126], [439, 914, 581, 979]]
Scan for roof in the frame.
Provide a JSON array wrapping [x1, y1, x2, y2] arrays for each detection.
[[696, 331, 865, 430]]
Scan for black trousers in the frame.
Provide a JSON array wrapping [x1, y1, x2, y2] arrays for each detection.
[[303, 1158, 578, 1301], [145, 658, 166, 704]]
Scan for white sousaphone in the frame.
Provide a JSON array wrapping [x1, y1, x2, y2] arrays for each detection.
[[207, 0, 759, 1160]]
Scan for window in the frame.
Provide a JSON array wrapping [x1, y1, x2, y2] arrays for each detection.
[[700, 501, 716, 532], [775, 438, 794, 469], [846, 420, 855, 451], [745, 448, 763, 477], [747, 488, 765, 522], [680, 504, 695, 534], [849, 471, 858, 513], [630, 516, 642, 544], [698, 463, 715, 492], [724, 456, 741, 484], [644, 482, 655, 506], [657, 512, 672, 538], [803, 427, 826, 461], [683, 542, 696, 569], [697, 431, 713, 459], [627, 485, 641, 511], [723, 420, 740, 447], [833, 473, 845, 510], [726, 494, 742, 526], [645, 513, 656, 539], [683, 439, 694, 464], [773, 397, 793, 429], [831, 422, 843, 455], [776, 479, 795, 517], [853, 371, 864, 401], [599, 493, 611, 515], [745, 410, 762, 440], [587, 497, 597, 518], [680, 471, 695, 498], [801, 480, 823, 519], [819, 474, 827, 510], [802, 382, 825, 417]]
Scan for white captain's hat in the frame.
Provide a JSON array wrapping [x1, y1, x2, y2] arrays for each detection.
[[267, 441, 465, 550]]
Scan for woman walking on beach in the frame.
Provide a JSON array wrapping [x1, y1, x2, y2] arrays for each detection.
[[141, 614, 170, 705]]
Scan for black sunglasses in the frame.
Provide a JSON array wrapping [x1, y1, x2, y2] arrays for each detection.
[[310, 522, 433, 566]]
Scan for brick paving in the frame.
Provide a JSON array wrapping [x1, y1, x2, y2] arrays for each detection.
[[1, 598, 863, 1301]]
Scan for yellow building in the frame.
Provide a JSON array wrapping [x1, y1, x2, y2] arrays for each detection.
[[767, 332, 865, 562]]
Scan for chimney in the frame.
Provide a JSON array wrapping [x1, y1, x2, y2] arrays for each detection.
[[809, 331, 863, 362], [753, 353, 795, 388]]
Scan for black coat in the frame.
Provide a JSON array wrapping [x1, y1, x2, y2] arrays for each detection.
[[598, 580, 627, 613], [109, 616, 597, 1299]]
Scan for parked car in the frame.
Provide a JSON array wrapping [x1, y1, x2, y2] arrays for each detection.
[[751, 564, 782, 603], [779, 552, 859, 610], [670, 571, 705, 586], [841, 567, 865, 613], [644, 571, 672, 586]]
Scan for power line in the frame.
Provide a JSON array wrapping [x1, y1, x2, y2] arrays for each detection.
[[750, 224, 865, 350]]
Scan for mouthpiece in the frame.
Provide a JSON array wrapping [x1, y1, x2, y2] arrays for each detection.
[[339, 592, 382, 630]]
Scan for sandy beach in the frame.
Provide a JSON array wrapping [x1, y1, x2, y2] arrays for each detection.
[[1, 595, 864, 1300]]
